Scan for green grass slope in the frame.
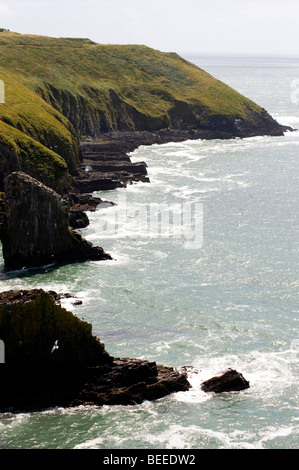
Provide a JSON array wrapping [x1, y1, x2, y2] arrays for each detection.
[[0, 31, 285, 191]]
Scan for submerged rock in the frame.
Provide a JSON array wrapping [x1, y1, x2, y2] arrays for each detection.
[[0, 289, 190, 411], [201, 368, 250, 393], [1, 172, 111, 269]]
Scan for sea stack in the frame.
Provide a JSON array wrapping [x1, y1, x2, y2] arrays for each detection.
[[1, 171, 111, 269]]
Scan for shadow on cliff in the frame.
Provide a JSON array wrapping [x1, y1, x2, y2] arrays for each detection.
[[0, 172, 112, 271]]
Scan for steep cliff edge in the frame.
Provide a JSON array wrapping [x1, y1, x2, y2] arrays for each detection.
[[0, 31, 291, 193], [0, 289, 190, 411], [1, 171, 111, 269]]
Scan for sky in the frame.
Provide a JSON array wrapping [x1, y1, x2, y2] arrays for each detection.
[[0, 0, 298, 56]]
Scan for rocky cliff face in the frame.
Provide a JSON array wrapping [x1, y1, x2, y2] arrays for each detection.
[[40, 76, 290, 141], [1, 172, 111, 269], [0, 289, 109, 369], [0, 289, 191, 411]]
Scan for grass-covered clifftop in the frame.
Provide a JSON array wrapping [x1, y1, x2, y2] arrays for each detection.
[[0, 31, 287, 192]]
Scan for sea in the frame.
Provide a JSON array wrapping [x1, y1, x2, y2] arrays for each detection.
[[0, 55, 298, 450]]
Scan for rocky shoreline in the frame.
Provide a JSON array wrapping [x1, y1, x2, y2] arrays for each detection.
[[67, 125, 294, 226], [1, 126, 294, 266], [0, 33, 293, 415], [0, 289, 191, 412], [0, 355, 192, 412], [0, 127, 290, 412], [0, 289, 251, 412]]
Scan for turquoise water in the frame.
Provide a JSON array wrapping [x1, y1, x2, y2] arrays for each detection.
[[0, 56, 298, 449]]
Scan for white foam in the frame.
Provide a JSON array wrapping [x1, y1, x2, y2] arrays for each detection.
[[258, 425, 298, 447], [143, 423, 256, 449], [74, 436, 104, 449]]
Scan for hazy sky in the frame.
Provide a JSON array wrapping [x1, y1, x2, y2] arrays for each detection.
[[0, 0, 298, 56]]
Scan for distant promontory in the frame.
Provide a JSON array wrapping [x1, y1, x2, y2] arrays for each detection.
[[0, 31, 291, 195]]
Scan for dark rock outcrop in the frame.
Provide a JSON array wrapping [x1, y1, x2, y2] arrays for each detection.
[[201, 368, 250, 393], [0, 289, 190, 411], [69, 209, 90, 229], [0, 289, 110, 369], [71, 359, 190, 408], [77, 139, 150, 192], [67, 191, 115, 212], [1, 172, 111, 269], [66, 191, 115, 229], [76, 123, 294, 194]]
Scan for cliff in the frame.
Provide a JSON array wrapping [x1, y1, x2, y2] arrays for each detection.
[[0, 31, 291, 193], [0, 289, 190, 411], [1, 171, 111, 269], [0, 289, 109, 369]]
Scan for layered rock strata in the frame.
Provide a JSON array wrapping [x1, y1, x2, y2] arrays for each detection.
[[0, 289, 191, 411], [1, 172, 111, 270], [77, 138, 150, 193]]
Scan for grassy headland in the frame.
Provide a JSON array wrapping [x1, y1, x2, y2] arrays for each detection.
[[0, 31, 286, 192]]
